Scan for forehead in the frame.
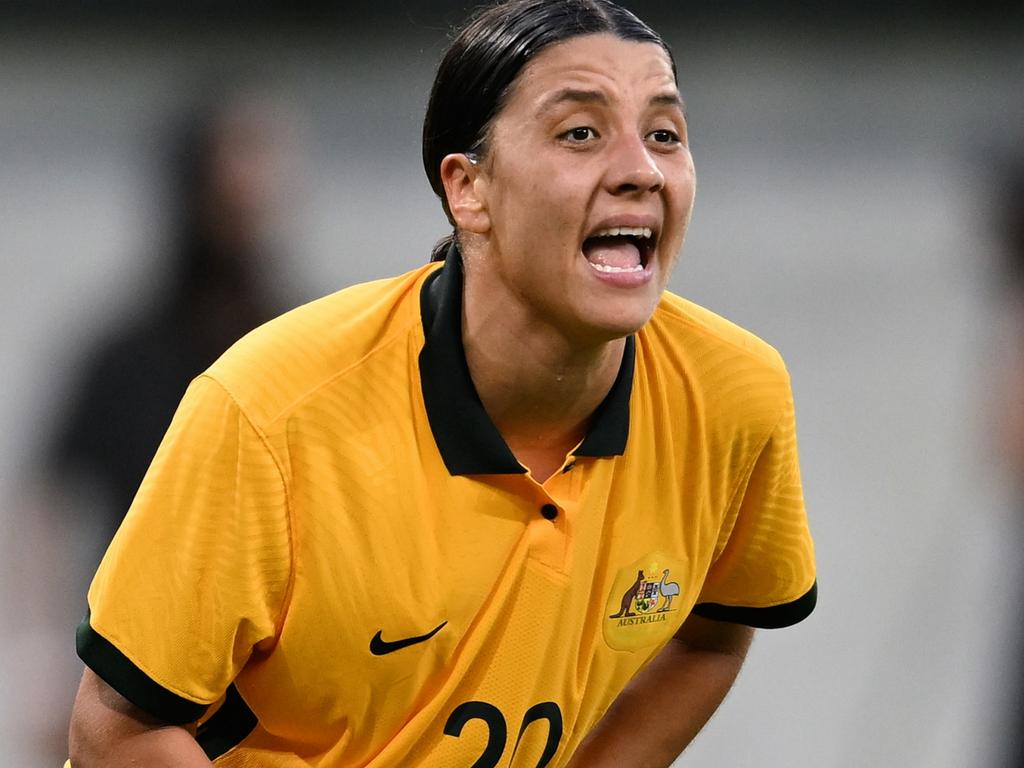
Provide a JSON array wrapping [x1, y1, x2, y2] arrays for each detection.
[[505, 33, 679, 113]]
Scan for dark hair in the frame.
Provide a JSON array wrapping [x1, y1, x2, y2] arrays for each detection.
[[422, 0, 675, 261]]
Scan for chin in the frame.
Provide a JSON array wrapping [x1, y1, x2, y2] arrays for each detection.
[[610, 293, 661, 328], [581, 305, 658, 343]]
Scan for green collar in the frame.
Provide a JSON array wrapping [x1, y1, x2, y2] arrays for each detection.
[[418, 244, 634, 476]]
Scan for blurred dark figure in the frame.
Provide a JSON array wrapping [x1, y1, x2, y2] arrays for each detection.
[[23, 86, 297, 764], [49, 88, 294, 546], [992, 159, 1024, 768]]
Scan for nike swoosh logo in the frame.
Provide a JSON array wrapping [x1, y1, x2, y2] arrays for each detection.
[[369, 621, 448, 656]]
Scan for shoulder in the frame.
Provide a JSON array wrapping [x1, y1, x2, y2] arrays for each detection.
[[202, 263, 438, 428], [647, 291, 787, 373], [640, 292, 794, 429]]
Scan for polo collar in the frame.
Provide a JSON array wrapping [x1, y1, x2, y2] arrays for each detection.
[[418, 244, 635, 476]]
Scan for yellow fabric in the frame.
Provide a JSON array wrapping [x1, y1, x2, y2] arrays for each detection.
[[85, 262, 814, 766]]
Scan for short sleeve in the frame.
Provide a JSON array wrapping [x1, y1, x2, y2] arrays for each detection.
[[76, 374, 293, 724], [693, 388, 817, 628]]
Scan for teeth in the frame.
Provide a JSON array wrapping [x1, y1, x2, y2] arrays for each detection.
[[590, 262, 644, 274], [591, 226, 653, 239]]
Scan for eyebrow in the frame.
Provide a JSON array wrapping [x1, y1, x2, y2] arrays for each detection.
[[535, 87, 687, 117], [535, 88, 608, 117], [651, 92, 687, 115]]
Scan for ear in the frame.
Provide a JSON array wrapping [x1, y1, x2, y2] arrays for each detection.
[[440, 153, 490, 235]]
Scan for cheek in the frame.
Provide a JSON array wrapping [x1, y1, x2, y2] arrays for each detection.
[[494, 174, 580, 243], [680, 156, 697, 209], [666, 163, 697, 225], [484, 145, 592, 255]]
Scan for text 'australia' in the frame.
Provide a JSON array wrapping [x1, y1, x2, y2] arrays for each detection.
[[616, 613, 668, 627]]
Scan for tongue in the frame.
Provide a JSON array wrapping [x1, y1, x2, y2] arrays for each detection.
[[583, 237, 641, 268]]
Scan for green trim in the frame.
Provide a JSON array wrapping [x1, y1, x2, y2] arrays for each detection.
[[197, 684, 258, 759], [76, 614, 209, 725], [419, 248, 523, 475], [692, 581, 817, 628], [418, 243, 634, 476], [573, 334, 633, 458]]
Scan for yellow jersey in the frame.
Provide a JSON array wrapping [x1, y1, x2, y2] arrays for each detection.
[[78, 253, 815, 766]]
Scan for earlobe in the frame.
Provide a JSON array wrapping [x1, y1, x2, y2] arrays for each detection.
[[440, 153, 490, 234]]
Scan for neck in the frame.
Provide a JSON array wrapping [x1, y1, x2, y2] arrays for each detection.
[[461, 270, 626, 466]]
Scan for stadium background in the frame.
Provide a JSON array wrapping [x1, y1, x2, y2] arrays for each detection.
[[1, 1, 1023, 765]]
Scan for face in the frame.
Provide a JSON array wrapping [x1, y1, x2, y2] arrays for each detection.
[[460, 33, 695, 345]]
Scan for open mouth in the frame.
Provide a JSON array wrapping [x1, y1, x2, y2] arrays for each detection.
[[581, 226, 656, 274]]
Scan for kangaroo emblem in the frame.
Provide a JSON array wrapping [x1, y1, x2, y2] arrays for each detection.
[[657, 569, 680, 612], [609, 570, 645, 618]]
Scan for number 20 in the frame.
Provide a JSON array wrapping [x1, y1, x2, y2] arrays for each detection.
[[443, 700, 563, 768]]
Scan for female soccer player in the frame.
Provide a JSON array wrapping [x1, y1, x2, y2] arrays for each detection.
[[69, 1, 816, 765]]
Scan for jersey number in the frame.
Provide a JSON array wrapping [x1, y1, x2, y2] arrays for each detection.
[[443, 700, 563, 768]]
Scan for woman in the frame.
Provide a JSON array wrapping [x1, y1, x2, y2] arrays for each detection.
[[69, 2, 816, 766]]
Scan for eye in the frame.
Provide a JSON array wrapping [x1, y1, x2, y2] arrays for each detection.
[[647, 129, 681, 145], [561, 126, 598, 143]]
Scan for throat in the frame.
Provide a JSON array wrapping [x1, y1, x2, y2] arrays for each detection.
[[460, 297, 628, 481]]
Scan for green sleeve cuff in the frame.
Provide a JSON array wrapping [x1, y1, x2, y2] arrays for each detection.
[[692, 581, 817, 628], [76, 613, 209, 725]]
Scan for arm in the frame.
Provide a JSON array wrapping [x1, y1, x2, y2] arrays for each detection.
[[565, 614, 754, 768], [68, 668, 212, 767], [68, 377, 290, 766]]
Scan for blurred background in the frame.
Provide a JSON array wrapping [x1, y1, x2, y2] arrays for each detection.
[[2, 1, 1023, 765]]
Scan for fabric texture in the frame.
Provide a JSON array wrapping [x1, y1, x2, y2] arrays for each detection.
[[79, 256, 815, 766]]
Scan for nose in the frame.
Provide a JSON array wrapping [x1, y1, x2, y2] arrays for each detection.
[[606, 134, 664, 195]]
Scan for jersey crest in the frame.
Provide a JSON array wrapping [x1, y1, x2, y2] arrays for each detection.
[[633, 580, 661, 613], [603, 551, 690, 651]]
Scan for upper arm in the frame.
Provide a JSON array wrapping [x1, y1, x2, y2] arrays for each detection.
[[693, 382, 817, 629], [80, 375, 291, 714], [69, 667, 206, 766], [673, 613, 754, 661]]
